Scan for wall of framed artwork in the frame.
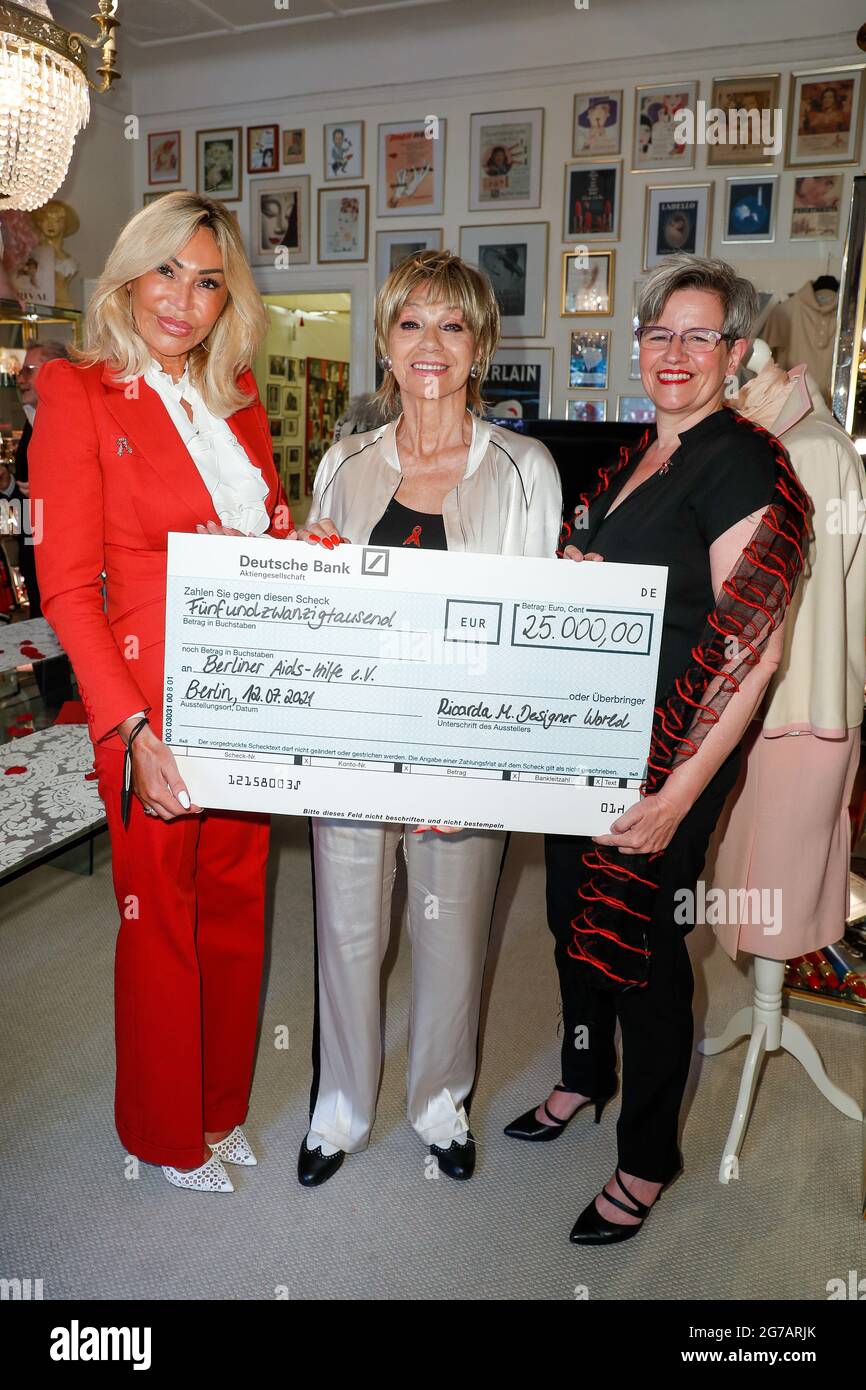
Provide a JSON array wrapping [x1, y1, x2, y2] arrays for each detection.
[[305, 357, 350, 494]]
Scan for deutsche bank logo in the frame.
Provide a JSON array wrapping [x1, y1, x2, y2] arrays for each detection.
[[362, 547, 390, 576]]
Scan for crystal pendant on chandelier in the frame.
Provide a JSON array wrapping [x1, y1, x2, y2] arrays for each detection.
[[0, 0, 91, 210]]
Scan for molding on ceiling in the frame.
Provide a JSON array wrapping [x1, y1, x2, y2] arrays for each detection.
[[126, 30, 862, 125]]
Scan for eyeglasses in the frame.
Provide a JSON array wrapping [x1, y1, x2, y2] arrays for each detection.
[[635, 326, 735, 354]]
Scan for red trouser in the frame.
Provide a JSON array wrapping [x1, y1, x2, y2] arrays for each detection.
[[94, 744, 270, 1167]]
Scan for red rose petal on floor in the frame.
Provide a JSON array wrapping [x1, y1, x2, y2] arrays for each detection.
[[4, 765, 27, 774]]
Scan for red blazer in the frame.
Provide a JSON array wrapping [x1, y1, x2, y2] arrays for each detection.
[[28, 358, 291, 749]]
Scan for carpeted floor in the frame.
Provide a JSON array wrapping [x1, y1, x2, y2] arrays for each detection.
[[1, 817, 864, 1301]]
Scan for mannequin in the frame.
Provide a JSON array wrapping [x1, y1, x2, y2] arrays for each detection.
[[700, 344, 865, 1180]]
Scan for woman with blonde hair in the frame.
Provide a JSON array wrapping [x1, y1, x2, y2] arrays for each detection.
[[29, 191, 291, 1193], [292, 249, 563, 1186]]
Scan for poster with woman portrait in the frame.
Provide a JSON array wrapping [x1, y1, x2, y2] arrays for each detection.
[[249, 176, 310, 265], [707, 75, 780, 166], [196, 127, 242, 200], [377, 119, 446, 216], [318, 185, 368, 262], [247, 124, 279, 174], [786, 67, 864, 167], [148, 131, 181, 185], [469, 109, 543, 210], [562, 162, 621, 240], [790, 174, 843, 238], [632, 84, 697, 171], [572, 92, 622, 157], [643, 183, 712, 269]]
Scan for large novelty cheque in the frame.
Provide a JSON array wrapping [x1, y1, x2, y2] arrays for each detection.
[[163, 535, 668, 835]]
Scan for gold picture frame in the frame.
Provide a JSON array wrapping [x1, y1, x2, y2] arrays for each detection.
[[560, 248, 615, 316], [706, 74, 781, 167]]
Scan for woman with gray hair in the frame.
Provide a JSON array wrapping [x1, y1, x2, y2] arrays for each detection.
[[505, 254, 809, 1244]]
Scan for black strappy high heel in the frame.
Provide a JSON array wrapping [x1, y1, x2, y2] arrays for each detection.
[[503, 1083, 613, 1142], [569, 1166, 676, 1244]]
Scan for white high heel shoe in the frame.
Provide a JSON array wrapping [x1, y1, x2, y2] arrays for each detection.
[[162, 1152, 234, 1192], [207, 1125, 257, 1166]]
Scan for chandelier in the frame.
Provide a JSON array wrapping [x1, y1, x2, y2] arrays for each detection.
[[0, 0, 120, 210]]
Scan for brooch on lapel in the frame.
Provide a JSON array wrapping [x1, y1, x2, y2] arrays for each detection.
[[115, 436, 133, 457]]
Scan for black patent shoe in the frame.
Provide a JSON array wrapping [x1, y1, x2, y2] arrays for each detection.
[[297, 1135, 345, 1188], [430, 1131, 476, 1181], [504, 1084, 614, 1142], [569, 1166, 672, 1245]]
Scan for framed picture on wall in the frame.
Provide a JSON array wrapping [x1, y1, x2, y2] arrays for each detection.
[[376, 229, 443, 287], [269, 417, 283, 438], [269, 356, 288, 378], [569, 329, 610, 390], [572, 91, 622, 158], [283, 387, 300, 415], [318, 185, 368, 262], [567, 397, 608, 422], [722, 174, 778, 242], [287, 473, 301, 503], [286, 446, 302, 468], [283, 416, 300, 438], [706, 75, 781, 166], [785, 65, 865, 167], [563, 162, 621, 240], [483, 347, 552, 420], [272, 444, 284, 471], [790, 173, 843, 238], [285, 357, 305, 381], [324, 121, 364, 180], [247, 124, 279, 173], [196, 127, 242, 200], [561, 249, 615, 316], [377, 118, 446, 216], [643, 183, 713, 269], [148, 131, 181, 185], [632, 83, 697, 171], [283, 129, 306, 164], [460, 221, 548, 337], [266, 382, 281, 413], [250, 175, 310, 265], [617, 394, 656, 423], [629, 279, 646, 378], [468, 108, 543, 211]]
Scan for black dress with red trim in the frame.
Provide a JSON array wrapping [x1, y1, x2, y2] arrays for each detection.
[[558, 405, 810, 993], [369, 496, 448, 551]]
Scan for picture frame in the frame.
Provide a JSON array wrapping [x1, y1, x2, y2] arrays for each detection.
[[460, 221, 548, 338], [269, 356, 288, 378], [790, 173, 843, 239], [324, 121, 364, 180], [468, 107, 543, 211], [286, 446, 302, 468], [569, 329, 610, 391], [266, 383, 281, 413], [567, 397, 608, 422], [247, 123, 279, 174], [283, 129, 306, 165], [561, 249, 615, 316], [643, 183, 713, 269], [377, 118, 446, 217], [563, 162, 621, 241], [629, 279, 647, 379], [483, 347, 553, 420], [706, 74, 781, 167], [148, 130, 181, 185], [632, 83, 698, 171], [318, 185, 369, 262], [572, 91, 622, 158], [287, 473, 301, 504], [617, 394, 656, 424], [249, 175, 310, 266], [268, 417, 283, 439], [283, 416, 300, 439], [286, 358, 304, 382], [283, 388, 300, 415], [785, 65, 865, 168], [196, 127, 242, 200], [375, 229, 443, 287], [722, 175, 778, 242], [272, 444, 284, 471]]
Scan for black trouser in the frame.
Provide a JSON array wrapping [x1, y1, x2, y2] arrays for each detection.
[[544, 750, 741, 1184]]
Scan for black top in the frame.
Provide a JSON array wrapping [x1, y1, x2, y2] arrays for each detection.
[[583, 407, 776, 702], [368, 495, 448, 551]]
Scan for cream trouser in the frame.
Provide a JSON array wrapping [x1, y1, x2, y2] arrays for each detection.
[[309, 818, 507, 1151]]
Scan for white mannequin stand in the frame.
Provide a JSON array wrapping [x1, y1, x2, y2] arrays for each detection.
[[699, 956, 863, 1184]]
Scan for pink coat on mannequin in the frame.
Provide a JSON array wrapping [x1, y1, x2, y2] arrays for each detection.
[[707, 361, 865, 961]]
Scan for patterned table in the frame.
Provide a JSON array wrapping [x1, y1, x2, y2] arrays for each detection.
[[0, 724, 105, 880], [0, 618, 65, 676]]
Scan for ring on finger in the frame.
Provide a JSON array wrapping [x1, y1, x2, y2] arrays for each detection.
[[142, 805, 158, 818]]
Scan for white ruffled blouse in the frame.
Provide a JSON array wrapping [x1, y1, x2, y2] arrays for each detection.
[[144, 358, 270, 536]]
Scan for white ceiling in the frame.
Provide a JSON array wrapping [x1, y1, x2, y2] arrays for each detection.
[[50, 0, 485, 47]]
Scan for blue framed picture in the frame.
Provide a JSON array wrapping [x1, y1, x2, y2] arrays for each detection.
[[723, 175, 778, 242]]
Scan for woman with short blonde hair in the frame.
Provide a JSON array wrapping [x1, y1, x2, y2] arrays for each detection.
[[30, 191, 290, 1194]]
